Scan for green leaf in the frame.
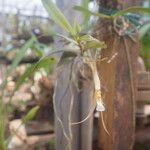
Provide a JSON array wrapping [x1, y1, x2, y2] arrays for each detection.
[[31, 42, 44, 57], [112, 6, 150, 18], [0, 85, 6, 149], [80, 35, 107, 50], [84, 39, 106, 50], [0, 36, 35, 90], [42, 0, 74, 35], [7, 36, 35, 75], [22, 106, 40, 124], [73, 21, 81, 37], [79, 34, 93, 41], [57, 33, 78, 45], [82, 0, 90, 28], [74, 6, 111, 19], [0, 97, 6, 150], [3, 106, 39, 147], [139, 23, 150, 39], [14, 57, 57, 92], [8, 56, 56, 105], [74, 6, 150, 20]]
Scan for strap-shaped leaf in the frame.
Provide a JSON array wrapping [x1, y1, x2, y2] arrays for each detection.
[[7, 36, 35, 75], [84, 39, 106, 50], [82, 0, 90, 28], [57, 33, 78, 45], [0, 36, 36, 90], [112, 6, 150, 18], [42, 0, 74, 35], [139, 23, 150, 39], [74, 6, 111, 19], [80, 35, 106, 50], [73, 21, 81, 37], [0, 97, 6, 150], [22, 106, 40, 124], [74, 5, 150, 20], [14, 57, 57, 92], [8, 57, 56, 104]]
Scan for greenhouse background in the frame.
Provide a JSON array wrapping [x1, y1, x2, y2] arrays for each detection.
[[0, 0, 150, 150]]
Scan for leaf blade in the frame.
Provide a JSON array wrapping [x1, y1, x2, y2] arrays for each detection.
[[82, 0, 90, 28], [42, 0, 74, 35], [74, 6, 111, 19], [0, 36, 35, 90], [7, 36, 35, 75], [80, 35, 107, 50], [22, 106, 40, 124], [57, 33, 78, 45], [139, 23, 150, 39], [112, 6, 150, 18], [14, 57, 57, 92]]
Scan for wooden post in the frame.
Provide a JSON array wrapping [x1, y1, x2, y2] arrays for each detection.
[[95, 1, 139, 149], [54, 54, 93, 150]]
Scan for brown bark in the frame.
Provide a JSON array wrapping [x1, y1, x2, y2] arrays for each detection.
[[95, 18, 139, 149]]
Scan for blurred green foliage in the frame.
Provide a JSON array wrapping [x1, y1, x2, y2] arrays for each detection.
[[139, 23, 150, 70]]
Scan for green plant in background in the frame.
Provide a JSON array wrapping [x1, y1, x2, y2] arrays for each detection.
[[0, 36, 36, 150], [0, 97, 7, 150], [0, 32, 57, 149], [139, 23, 150, 70]]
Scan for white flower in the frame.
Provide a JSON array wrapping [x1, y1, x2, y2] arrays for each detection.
[[96, 101, 105, 111]]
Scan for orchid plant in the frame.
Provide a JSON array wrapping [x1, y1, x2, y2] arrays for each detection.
[[42, 0, 107, 114]]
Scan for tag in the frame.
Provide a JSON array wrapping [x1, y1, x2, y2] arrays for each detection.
[[96, 101, 105, 111]]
